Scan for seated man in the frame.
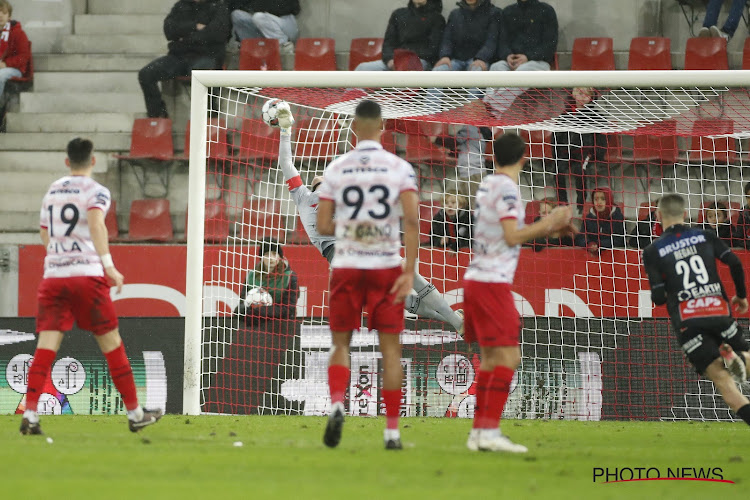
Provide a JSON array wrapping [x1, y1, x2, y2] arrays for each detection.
[[0, 0, 31, 104], [356, 0, 444, 71], [430, 190, 473, 251], [138, 0, 230, 118], [229, 0, 300, 54], [433, 0, 497, 71]]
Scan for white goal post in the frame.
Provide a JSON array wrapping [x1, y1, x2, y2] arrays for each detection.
[[184, 69, 750, 416]]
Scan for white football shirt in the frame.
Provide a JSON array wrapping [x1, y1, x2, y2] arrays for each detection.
[[317, 140, 417, 269], [464, 173, 523, 283], [39, 176, 111, 278]]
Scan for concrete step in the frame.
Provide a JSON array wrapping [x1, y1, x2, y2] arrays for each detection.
[[62, 35, 167, 54], [89, 0, 175, 15], [3, 171, 64, 194], [21, 92, 146, 114], [34, 54, 159, 72], [34, 72, 141, 93], [0, 212, 40, 233], [6, 113, 137, 133], [74, 14, 165, 35], [0, 133, 131, 152], [0, 152, 111, 173]]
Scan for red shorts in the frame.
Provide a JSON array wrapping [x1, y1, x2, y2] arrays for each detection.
[[36, 276, 118, 335], [329, 267, 404, 334], [463, 280, 520, 346]]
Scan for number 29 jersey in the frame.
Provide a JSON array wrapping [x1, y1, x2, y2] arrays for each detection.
[[39, 176, 112, 279], [317, 140, 417, 269]]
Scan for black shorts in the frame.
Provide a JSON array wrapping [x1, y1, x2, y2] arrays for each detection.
[[322, 244, 335, 264], [678, 318, 750, 374]]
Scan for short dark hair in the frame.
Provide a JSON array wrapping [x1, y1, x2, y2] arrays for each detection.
[[258, 237, 284, 259], [658, 193, 685, 219], [355, 99, 381, 120], [493, 132, 526, 167], [67, 138, 94, 167], [744, 181, 750, 195]]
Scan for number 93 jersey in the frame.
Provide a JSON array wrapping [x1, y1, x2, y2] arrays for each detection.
[[317, 140, 417, 269], [39, 176, 111, 278]]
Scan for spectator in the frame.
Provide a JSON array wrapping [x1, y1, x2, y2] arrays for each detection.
[[0, 0, 30, 105], [234, 238, 299, 325], [138, 0, 230, 118], [529, 198, 575, 249], [702, 201, 733, 245], [430, 189, 473, 251], [698, 0, 745, 40], [733, 181, 750, 248], [628, 200, 662, 249], [229, 0, 300, 54], [433, 0, 498, 71], [355, 0, 444, 71], [575, 187, 626, 254]]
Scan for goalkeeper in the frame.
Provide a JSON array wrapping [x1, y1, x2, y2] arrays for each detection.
[[273, 103, 464, 333]]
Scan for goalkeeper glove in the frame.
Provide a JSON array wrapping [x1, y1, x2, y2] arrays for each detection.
[[277, 103, 294, 135]]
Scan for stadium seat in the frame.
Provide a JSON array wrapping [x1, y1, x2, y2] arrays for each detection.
[[637, 202, 655, 222], [688, 119, 736, 164], [608, 121, 678, 164], [696, 200, 740, 224], [180, 118, 230, 161], [295, 116, 340, 160], [105, 200, 119, 242], [628, 37, 672, 70], [684, 37, 728, 70], [405, 122, 454, 166], [287, 215, 309, 244], [239, 198, 286, 241], [128, 199, 173, 242], [349, 129, 398, 154], [118, 118, 174, 160], [238, 118, 281, 162], [571, 38, 615, 70], [419, 201, 440, 244], [239, 38, 282, 71], [525, 200, 542, 226], [520, 129, 553, 160], [393, 49, 424, 71], [186, 201, 231, 243], [349, 37, 384, 71], [294, 38, 337, 71], [743, 38, 750, 70]]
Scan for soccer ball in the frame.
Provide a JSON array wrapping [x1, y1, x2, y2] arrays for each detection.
[[261, 98, 290, 128], [244, 287, 273, 307]]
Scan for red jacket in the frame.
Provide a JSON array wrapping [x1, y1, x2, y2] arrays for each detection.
[[0, 21, 31, 76]]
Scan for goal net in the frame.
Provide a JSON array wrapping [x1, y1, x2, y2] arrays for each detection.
[[184, 70, 750, 421]]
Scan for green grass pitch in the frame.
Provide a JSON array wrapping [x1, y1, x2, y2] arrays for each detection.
[[2, 416, 746, 499]]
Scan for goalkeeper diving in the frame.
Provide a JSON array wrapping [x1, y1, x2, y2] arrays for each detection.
[[272, 102, 465, 333]]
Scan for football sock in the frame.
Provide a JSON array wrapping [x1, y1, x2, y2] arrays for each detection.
[[328, 364, 350, 405], [22, 409, 39, 424], [382, 389, 402, 430], [25, 348, 56, 412], [104, 344, 139, 411], [484, 366, 515, 429], [127, 406, 144, 422], [472, 370, 492, 429], [737, 404, 750, 426], [410, 273, 464, 331]]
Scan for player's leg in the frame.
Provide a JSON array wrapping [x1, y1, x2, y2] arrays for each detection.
[[721, 322, 750, 383], [405, 272, 464, 333], [20, 330, 64, 435], [379, 332, 404, 450], [704, 359, 750, 426], [137, 54, 187, 118]]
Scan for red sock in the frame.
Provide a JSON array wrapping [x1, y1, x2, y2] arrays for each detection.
[[382, 389, 402, 430], [104, 344, 139, 411], [25, 348, 57, 412], [472, 370, 492, 429], [328, 364, 350, 405], [484, 366, 515, 429]]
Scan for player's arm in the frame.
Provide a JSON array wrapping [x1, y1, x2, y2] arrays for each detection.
[[316, 199, 335, 236], [642, 245, 667, 306], [500, 206, 571, 247], [88, 208, 123, 294], [39, 228, 49, 247], [713, 232, 748, 312], [391, 190, 419, 304]]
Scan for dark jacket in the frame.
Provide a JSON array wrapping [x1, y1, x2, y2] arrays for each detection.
[[628, 209, 662, 249], [235, 264, 299, 326], [164, 0, 231, 63], [430, 208, 473, 251], [574, 188, 626, 249], [382, 0, 445, 65], [703, 222, 734, 247], [733, 208, 750, 248], [439, 0, 498, 63], [0, 20, 31, 75], [229, 0, 300, 16], [496, 0, 557, 64]]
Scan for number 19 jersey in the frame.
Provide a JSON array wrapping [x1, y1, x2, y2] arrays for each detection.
[[317, 140, 417, 269], [39, 175, 111, 278]]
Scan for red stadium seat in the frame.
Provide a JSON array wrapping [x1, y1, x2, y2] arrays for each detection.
[[628, 37, 672, 70], [238, 118, 281, 162], [419, 201, 440, 244], [637, 202, 655, 221], [294, 38, 337, 71], [393, 49, 424, 71], [128, 199, 173, 242], [685, 37, 728, 70], [571, 38, 615, 70], [688, 119, 736, 164], [105, 199, 119, 241], [118, 118, 174, 160], [743, 38, 750, 70], [520, 129, 553, 160], [295, 117, 340, 160], [239, 198, 286, 241], [525, 200, 542, 226], [405, 122, 454, 165], [239, 38, 282, 71], [609, 121, 678, 164], [180, 118, 229, 161], [696, 201, 739, 224], [186, 202, 231, 242], [349, 37, 384, 71], [349, 129, 398, 154]]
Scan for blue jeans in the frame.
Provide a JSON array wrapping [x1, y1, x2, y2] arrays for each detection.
[[0, 67, 23, 99], [231, 10, 298, 44], [355, 59, 431, 71], [432, 58, 486, 71], [703, 0, 745, 35], [484, 60, 551, 115]]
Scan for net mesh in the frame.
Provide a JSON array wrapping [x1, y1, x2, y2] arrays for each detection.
[[196, 84, 750, 420]]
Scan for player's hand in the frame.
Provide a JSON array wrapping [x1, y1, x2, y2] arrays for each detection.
[[390, 272, 414, 304], [276, 102, 294, 130], [731, 296, 748, 314], [546, 206, 572, 232], [106, 266, 124, 294], [387, 59, 395, 70], [557, 221, 577, 239], [587, 242, 599, 255], [434, 57, 451, 69], [196, 23, 206, 30], [470, 59, 487, 71]]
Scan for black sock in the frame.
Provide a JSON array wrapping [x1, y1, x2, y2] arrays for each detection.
[[737, 404, 750, 426]]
